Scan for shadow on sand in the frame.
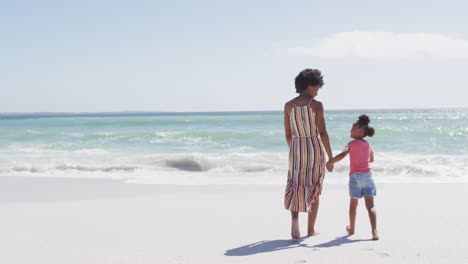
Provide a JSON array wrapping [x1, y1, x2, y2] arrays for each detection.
[[225, 235, 372, 256], [225, 237, 313, 256], [312, 235, 372, 248]]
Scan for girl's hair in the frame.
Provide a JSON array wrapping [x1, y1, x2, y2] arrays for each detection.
[[295, 69, 324, 93], [357, 114, 375, 137]]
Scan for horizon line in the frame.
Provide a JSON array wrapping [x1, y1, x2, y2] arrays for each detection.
[[1, 107, 466, 116]]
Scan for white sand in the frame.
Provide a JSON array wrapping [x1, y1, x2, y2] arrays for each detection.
[[0, 176, 467, 264]]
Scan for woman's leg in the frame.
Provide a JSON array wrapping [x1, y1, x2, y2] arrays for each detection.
[[291, 211, 300, 239], [364, 196, 379, 240], [307, 199, 320, 236], [347, 198, 358, 235]]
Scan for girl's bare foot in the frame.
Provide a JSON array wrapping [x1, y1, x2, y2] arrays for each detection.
[[307, 231, 320, 237], [346, 225, 355, 235], [372, 230, 379, 240]]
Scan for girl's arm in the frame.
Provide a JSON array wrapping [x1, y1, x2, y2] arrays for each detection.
[[329, 147, 350, 165], [315, 102, 333, 160], [284, 102, 293, 147], [326, 147, 349, 172], [369, 151, 374, 163]]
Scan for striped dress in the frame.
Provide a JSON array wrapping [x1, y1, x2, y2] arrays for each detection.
[[284, 101, 326, 212]]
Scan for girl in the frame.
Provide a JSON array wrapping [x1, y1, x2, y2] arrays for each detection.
[[326, 114, 379, 240], [284, 69, 333, 239]]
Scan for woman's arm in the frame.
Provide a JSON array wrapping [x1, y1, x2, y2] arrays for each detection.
[[315, 102, 333, 160], [284, 102, 293, 147]]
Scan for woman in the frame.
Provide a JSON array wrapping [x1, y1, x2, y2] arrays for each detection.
[[284, 69, 333, 239]]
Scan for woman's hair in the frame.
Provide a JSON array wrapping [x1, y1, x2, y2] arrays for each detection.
[[295, 69, 324, 93], [357, 114, 375, 137]]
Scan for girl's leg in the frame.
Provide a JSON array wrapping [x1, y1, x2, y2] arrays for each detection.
[[291, 211, 300, 239], [347, 198, 358, 235], [307, 199, 320, 236], [364, 196, 379, 240]]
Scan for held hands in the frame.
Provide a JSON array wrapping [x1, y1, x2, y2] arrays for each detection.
[[326, 160, 334, 172]]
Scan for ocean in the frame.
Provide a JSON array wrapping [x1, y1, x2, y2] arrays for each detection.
[[0, 109, 466, 184]]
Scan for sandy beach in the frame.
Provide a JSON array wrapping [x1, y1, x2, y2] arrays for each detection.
[[1, 176, 467, 264]]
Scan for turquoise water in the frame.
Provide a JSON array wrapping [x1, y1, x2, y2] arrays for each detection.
[[0, 109, 466, 184]]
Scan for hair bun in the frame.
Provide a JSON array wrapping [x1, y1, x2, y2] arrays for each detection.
[[358, 114, 370, 126]]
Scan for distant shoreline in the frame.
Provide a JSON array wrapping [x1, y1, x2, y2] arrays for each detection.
[[1, 107, 466, 120]]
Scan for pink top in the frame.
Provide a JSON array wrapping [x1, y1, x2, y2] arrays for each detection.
[[347, 139, 373, 175]]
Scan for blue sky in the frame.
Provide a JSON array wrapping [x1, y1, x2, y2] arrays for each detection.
[[1, 0, 468, 112]]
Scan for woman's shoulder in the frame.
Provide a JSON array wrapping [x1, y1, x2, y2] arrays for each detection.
[[311, 99, 322, 105], [284, 99, 296, 112], [284, 99, 295, 107], [310, 99, 323, 112]]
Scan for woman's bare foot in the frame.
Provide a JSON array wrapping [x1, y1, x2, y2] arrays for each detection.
[[346, 225, 355, 235], [372, 230, 379, 240], [291, 229, 301, 239], [291, 219, 300, 239], [307, 231, 320, 237]]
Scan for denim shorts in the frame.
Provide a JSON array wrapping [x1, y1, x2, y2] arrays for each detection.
[[349, 172, 376, 199]]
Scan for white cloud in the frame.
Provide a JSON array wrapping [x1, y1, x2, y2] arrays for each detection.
[[288, 31, 468, 59]]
